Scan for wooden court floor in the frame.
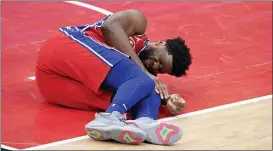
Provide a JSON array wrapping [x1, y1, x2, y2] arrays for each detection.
[[40, 98, 272, 150]]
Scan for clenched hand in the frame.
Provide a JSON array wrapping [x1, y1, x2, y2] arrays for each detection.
[[166, 94, 186, 115]]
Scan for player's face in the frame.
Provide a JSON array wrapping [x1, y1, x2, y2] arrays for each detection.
[[139, 41, 173, 76]]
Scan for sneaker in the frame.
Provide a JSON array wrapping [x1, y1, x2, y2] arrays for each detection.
[[85, 111, 146, 145], [126, 117, 182, 145]]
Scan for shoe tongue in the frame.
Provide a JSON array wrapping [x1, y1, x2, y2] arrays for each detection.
[[135, 117, 155, 123]]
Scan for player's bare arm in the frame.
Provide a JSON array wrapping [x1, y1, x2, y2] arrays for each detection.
[[101, 9, 169, 99], [101, 10, 147, 71]]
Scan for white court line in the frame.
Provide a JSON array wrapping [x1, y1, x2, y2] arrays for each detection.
[[23, 135, 89, 150], [22, 94, 272, 150], [27, 76, 36, 80], [1, 144, 20, 150], [64, 1, 113, 15]]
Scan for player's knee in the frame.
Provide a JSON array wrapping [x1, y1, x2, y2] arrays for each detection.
[[140, 75, 155, 92], [150, 90, 161, 100]]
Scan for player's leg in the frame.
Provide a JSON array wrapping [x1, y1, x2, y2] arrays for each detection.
[[100, 57, 155, 115], [129, 90, 161, 120], [127, 91, 183, 145]]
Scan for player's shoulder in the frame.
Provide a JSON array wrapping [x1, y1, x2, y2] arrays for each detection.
[[116, 9, 145, 15], [113, 9, 147, 20]]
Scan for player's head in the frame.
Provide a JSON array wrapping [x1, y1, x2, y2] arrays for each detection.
[[139, 37, 192, 77]]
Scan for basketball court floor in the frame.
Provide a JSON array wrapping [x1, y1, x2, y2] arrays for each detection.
[[1, 1, 272, 150]]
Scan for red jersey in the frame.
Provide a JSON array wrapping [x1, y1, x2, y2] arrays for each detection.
[[84, 17, 149, 55]]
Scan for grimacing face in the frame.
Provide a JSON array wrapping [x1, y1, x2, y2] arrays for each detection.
[[139, 41, 173, 76]]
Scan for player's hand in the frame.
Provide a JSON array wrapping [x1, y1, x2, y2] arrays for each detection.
[[147, 73, 169, 99], [167, 94, 186, 115]]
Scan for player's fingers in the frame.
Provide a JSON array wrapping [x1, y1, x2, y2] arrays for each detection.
[[158, 85, 165, 99], [155, 85, 159, 93], [156, 81, 164, 99], [172, 95, 185, 105], [159, 83, 169, 99], [176, 99, 186, 108], [168, 100, 177, 114], [168, 96, 183, 112], [162, 85, 169, 99]]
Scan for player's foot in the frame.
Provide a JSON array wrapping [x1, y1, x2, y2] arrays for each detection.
[[85, 111, 146, 145], [126, 117, 182, 145]]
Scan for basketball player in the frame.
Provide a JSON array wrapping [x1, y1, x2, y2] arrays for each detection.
[[36, 10, 192, 145]]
